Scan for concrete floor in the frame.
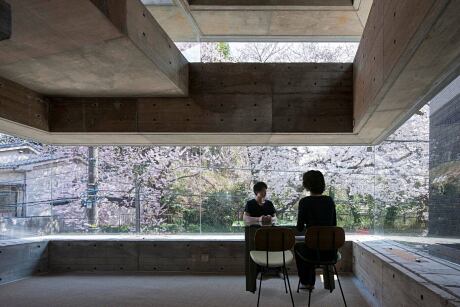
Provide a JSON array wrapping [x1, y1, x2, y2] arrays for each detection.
[[0, 273, 371, 307]]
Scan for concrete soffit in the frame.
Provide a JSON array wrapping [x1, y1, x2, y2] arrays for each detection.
[[147, 0, 373, 42], [0, 0, 459, 146]]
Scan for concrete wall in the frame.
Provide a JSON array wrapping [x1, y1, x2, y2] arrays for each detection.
[[429, 94, 460, 236], [49, 240, 245, 273], [48, 240, 352, 274], [0, 240, 48, 285], [353, 241, 460, 307], [0, 239, 352, 285]]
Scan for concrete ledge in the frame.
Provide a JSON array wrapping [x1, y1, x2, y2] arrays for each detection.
[[353, 240, 460, 307], [49, 240, 246, 273], [47, 239, 352, 274], [0, 237, 352, 285], [2, 235, 460, 307], [0, 240, 48, 285]]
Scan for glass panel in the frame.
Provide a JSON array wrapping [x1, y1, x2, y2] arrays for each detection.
[[0, 103, 440, 243], [375, 105, 429, 236]]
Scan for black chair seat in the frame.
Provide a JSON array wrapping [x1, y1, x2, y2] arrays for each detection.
[[296, 251, 341, 265]]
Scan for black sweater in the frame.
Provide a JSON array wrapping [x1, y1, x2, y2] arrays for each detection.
[[296, 195, 337, 232]]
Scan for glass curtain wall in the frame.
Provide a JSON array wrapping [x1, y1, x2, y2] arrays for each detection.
[[0, 105, 429, 239]]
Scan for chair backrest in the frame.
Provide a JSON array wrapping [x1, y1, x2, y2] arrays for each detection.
[[254, 227, 295, 251], [305, 226, 345, 251]]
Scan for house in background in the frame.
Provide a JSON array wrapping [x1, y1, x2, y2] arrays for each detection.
[[0, 143, 87, 217]]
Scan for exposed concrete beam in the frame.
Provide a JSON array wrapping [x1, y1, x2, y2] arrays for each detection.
[[0, 76, 48, 131], [198, 35, 362, 43], [0, 62, 363, 145], [147, 0, 368, 42], [353, 0, 460, 144], [47, 63, 353, 135], [0, 132, 369, 146], [0, 0, 11, 41], [0, 0, 188, 96], [190, 9, 362, 41], [188, 0, 353, 6]]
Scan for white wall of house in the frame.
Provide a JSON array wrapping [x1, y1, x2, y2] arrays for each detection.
[[0, 145, 87, 218], [22, 160, 87, 217]]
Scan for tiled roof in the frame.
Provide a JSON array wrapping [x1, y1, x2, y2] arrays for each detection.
[[0, 142, 39, 151], [0, 155, 84, 170]]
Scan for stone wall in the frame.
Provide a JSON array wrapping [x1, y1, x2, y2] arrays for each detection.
[[429, 94, 460, 236]]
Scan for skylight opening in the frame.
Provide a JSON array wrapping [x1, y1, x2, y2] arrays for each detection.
[[141, 0, 174, 6], [175, 42, 359, 63]]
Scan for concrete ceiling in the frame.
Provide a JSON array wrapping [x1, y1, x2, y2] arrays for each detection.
[[0, 0, 188, 96], [147, 0, 373, 42], [0, 0, 459, 146]]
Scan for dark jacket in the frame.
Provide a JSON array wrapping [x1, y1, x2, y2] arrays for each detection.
[[296, 195, 337, 232]]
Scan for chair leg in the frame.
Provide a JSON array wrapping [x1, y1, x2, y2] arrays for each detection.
[[296, 278, 300, 293], [282, 267, 288, 293], [257, 269, 263, 307], [333, 265, 347, 307], [283, 266, 295, 307], [308, 289, 312, 307]]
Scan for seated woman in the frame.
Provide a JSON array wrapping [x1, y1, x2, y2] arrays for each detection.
[[295, 170, 337, 290]]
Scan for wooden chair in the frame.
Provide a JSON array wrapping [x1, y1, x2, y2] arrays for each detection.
[[250, 227, 296, 307], [295, 226, 347, 307]]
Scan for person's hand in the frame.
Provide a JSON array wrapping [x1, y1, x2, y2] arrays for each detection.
[[261, 215, 272, 224]]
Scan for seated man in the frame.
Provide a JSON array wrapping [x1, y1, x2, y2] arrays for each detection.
[[243, 181, 277, 225]]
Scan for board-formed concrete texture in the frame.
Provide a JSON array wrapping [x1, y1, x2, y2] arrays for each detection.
[[0, 238, 351, 284], [0, 0, 188, 96], [48, 63, 353, 134], [353, 0, 460, 144], [147, 0, 373, 42], [0, 0, 459, 145], [0, 240, 49, 285], [2, 237, 459, 307], [48, 240, 351, 273], [353, 240, 460, 307]]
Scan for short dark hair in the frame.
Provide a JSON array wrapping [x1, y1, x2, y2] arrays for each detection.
[[253, 182, 268, 195], [302, 170, 325, 194]]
